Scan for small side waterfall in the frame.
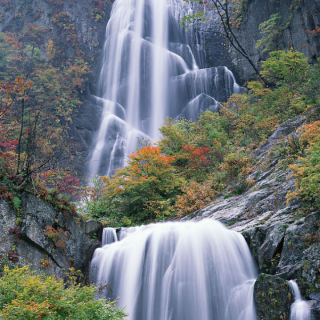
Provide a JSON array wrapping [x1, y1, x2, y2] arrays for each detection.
[[90, 220, 257, 320], [89, 0, 240, 177], [101, 227, 118, 246], [289, 280, 311, 320]]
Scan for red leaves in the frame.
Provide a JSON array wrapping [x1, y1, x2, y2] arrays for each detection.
[[7, 249, 20, 263], [182, 144, 211, 168], [40, 170, 80, 199], [129, 143, 175, 170]]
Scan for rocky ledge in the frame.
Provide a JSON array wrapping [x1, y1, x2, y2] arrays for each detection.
[[184, 114, 320, 318], [0, 193, 103, 279]]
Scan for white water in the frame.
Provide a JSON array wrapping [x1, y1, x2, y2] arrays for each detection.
[[289, 280, 311, 320], [90, 220, 257, 320], [101, 227, 118, 246], [89, 0, 240, 178]]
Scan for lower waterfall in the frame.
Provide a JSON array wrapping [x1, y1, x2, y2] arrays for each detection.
[[289, 280, 311, 320], [90, 220, 257, 320]]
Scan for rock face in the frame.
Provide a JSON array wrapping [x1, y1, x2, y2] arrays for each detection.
[[229, 0, 320, 82], [254, 274, 291, 320], [184, 113, 320, 317], [0, 0, 113, 179], [0, 193, 103, 279]]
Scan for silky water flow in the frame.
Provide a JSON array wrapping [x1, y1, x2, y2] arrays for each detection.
[[90, 220, 258, 320], [89, 0, 256, 318], [289, 280, 311, 320], [88, 0, 240, 178]]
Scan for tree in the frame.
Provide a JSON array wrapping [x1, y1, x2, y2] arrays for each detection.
[[0, 19, 89, 190], [83, 144, 183, 224], [287, 122, 320, 210], [0, 75, 71, 188]]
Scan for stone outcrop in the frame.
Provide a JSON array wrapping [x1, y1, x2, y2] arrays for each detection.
[[183, 113, 320, 317], [229, 0, 320, 82], [254, 274, 291, 320], [0, 192, 103, 279]]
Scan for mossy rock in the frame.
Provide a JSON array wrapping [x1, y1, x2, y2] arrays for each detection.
[[254, 274, 291, 320]]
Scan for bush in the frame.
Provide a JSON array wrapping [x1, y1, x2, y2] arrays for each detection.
[[81, 144, 183, 224], [287, 121, 320, 210], [0, 266, 127, 320], [174, 181, 215, 219], [218, 152, 254, 195]]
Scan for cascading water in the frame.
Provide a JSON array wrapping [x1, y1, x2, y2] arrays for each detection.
[[90, 220, 257, 320], [101, 227, 118, 246], [289, 280, 311, 320], [89, 0, 240, 177]]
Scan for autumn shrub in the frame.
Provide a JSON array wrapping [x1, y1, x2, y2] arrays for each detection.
[[218, 152, 254, 195], [0, 266, 127, 320], [81, 144, 183, 225], [287, 121, 320, 210], [174, 181, 215, 219], [158, 111, 228, 181]]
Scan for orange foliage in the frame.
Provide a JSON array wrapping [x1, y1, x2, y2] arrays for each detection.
[[174, 181, 215, 219]]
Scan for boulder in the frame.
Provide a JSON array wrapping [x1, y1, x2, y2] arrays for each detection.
[[254, 274, 291, 320]]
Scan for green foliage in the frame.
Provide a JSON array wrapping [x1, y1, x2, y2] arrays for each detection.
[[256, 14, 281, 53], [0, 266, 127, 320], [287, 122, 320, 210], [230, 0, 251, 28], [13, 197, 21, 210], [260, 49, 308, 85], [180, 11, 207, 29], [81, 145, 183, 225]]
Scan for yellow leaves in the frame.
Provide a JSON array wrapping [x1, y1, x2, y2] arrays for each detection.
[[247, 81, 272, 97], [285, 121, 320, 208], [0, 265, 127, 319], [298, 121, 320, 145]]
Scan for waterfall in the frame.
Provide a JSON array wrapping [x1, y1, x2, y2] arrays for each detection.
[[89, 0, 240, 177], [90, 220, 257, 320], [289, 280, 311, 320], [101, 227, 118, 246]]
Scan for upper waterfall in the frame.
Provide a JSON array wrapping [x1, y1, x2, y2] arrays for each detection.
[[90, 220, 257, 320], [89, 0, 240, 178]]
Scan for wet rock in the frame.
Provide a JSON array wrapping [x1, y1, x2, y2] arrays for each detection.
[[20, 192, 56, 253], [85, 220, 103, 239], [187, 113, 320, 294], [309, 292, 320, 301], [0, 193, 100, 279], [0, 199, 16, 255], [254, 274, 291, 320]]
